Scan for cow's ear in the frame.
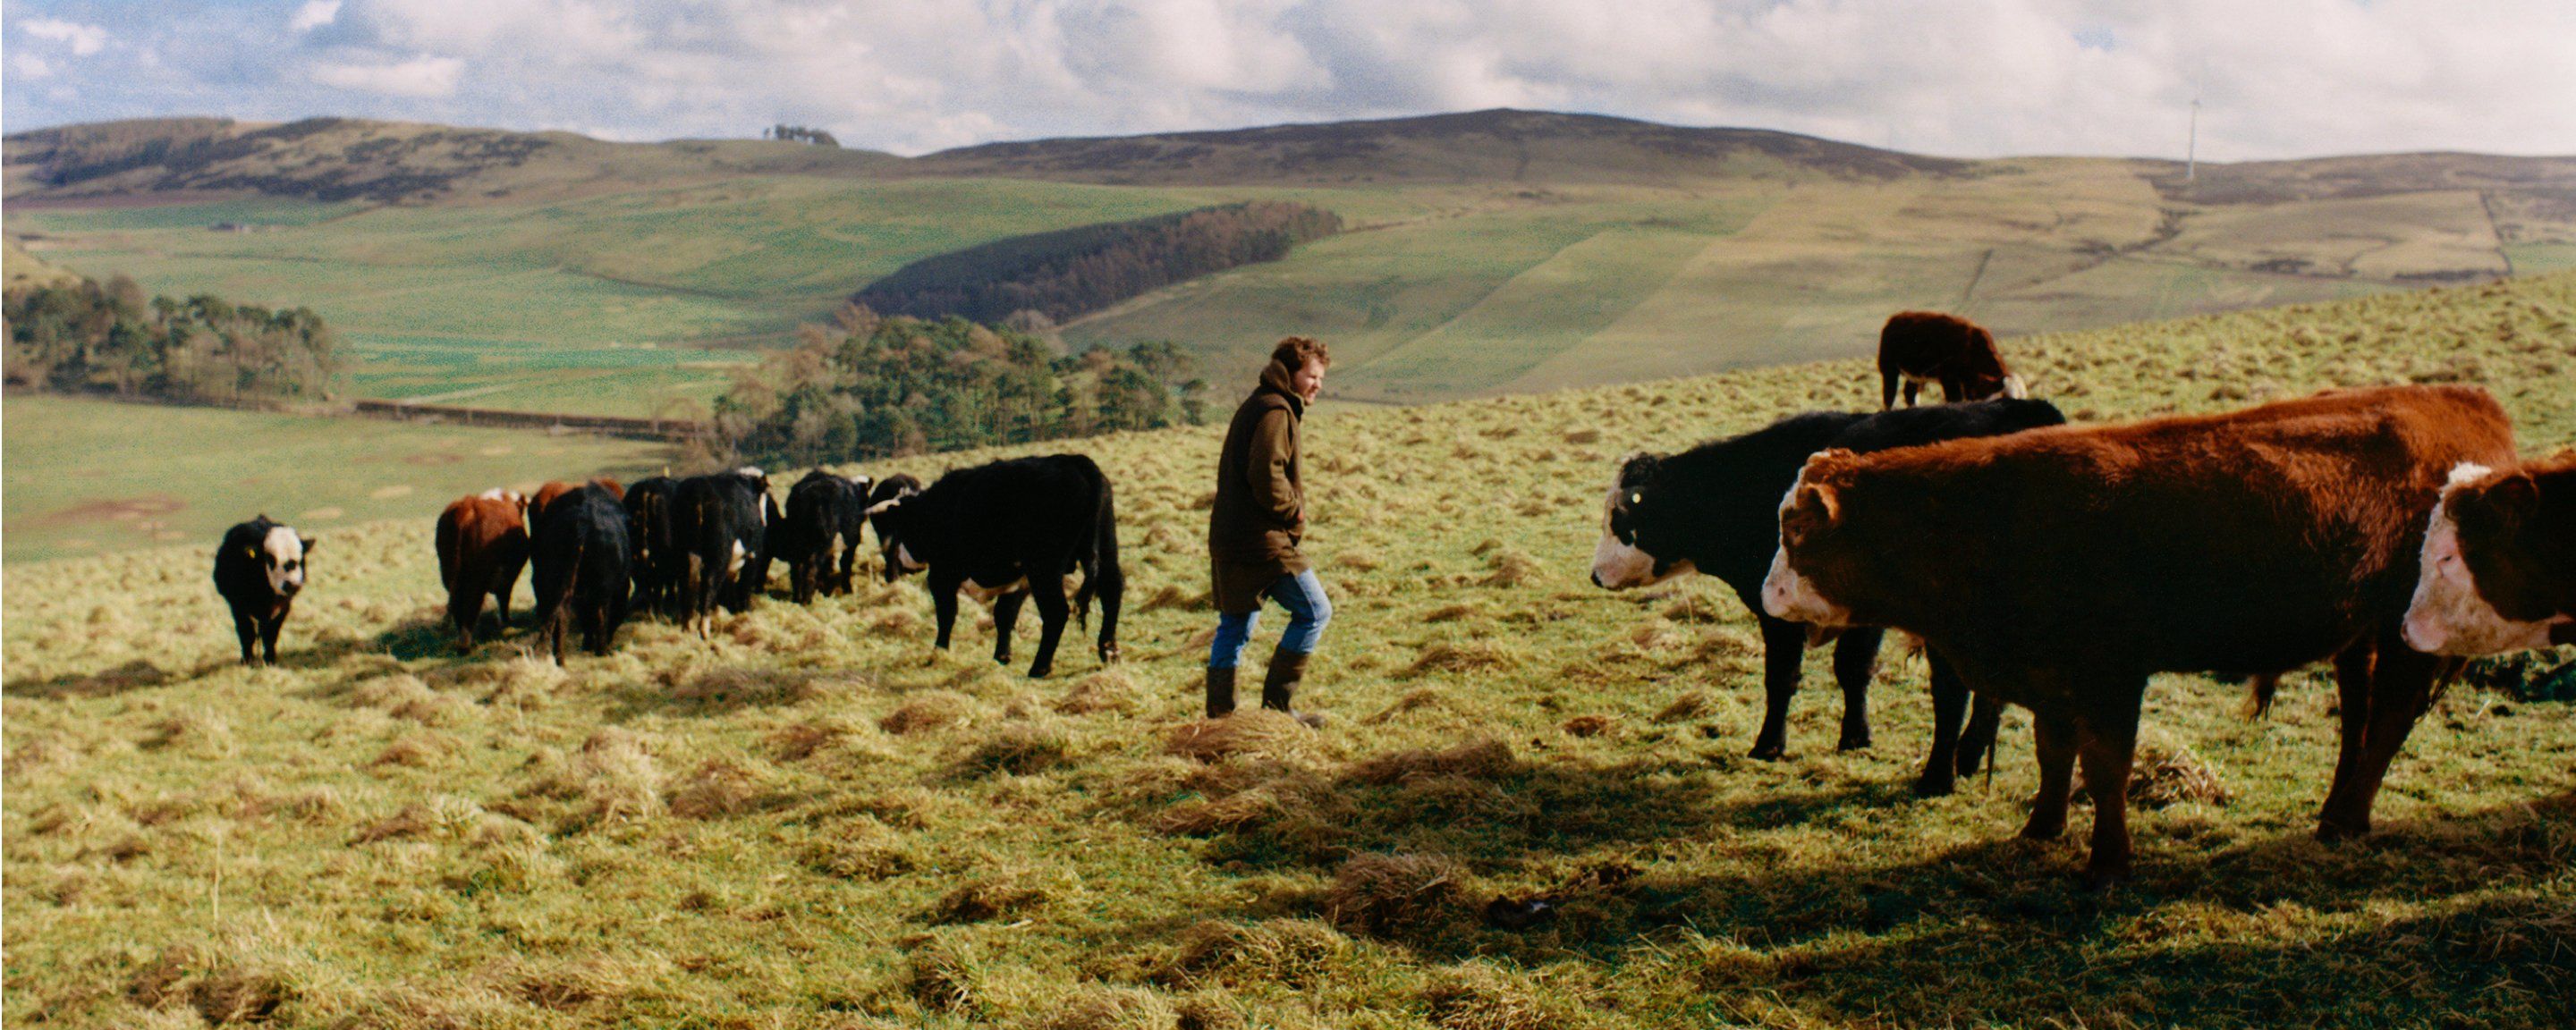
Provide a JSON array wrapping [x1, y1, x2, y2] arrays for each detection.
[[2475, 472, 2538, 531], [1782, 483, 1841, 543], [300, 536, 317, 554], [1799, 483, 1841, 527]]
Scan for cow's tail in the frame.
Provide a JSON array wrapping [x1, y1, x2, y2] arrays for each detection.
[[2242, 672, 2282, 720], [1082, 473, 1123, 663], [547, 528, 586, 665]]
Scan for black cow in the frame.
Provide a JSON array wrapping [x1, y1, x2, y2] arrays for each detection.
[[867, 455, 1123, 678], [530, 484, 631, 664], [865, 473, 923, 574], [623, 476, 680, 617], [672, 467, 774, 637], [1590, 398, 2065, 796], [777, 469, 872, 604], [212, 516, 314, 665]]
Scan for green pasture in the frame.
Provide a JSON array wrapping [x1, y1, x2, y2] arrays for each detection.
[[0, 394, 678, 563], [5, 274, 2573, 1029]]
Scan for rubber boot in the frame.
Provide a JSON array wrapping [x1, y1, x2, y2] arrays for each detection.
[[1260, 649, 1326, 728], [1204, 665, 1237, 719]]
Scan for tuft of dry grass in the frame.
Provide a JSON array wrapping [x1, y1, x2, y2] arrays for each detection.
[[1480, 547, 1544, 588], [1403, 640, 1521, 678], [1056, 668, 1145, 714], [1026, 985, 1178, 1030], [769, 713, 869, 761], [666, 756, 784, 819], [2119, 733, 2233, 808], [369, 732, 461, 770], [1325, 851, 1469, 937], [1165, 710, 1330, 764], [479, 953, 667, 1011], [127, 938, 306, 1027], [961, 722, 1072, 776], [878, 691, 979, 735], [1421, 962, 1584, 1030], [925, 871, 1053, 924], [1349, 739, 1516, 785], [514, 728, 664, 827], [1651, 692, 1709, 723], [902, 935, 982, 1014], [1363, 686, 1452, 725], [1164, 918, 1347, 988], [1560, 714, 1614, 739]]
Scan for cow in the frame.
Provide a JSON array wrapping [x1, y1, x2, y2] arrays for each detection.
[[623, 476, 681, 618], [865, 473, 923, 577], [2402, 451, 2576, 654], [1877, 311, 2026, 409], [776, 469, 871, 604], [529, 483, 631, 664], [865, 454, 1123, 678], [672, 468, 774, 637], [212, 516, 314, 665], [1761, 385, 2517, 887], [435, 489, 530, 652], [1590, 398, 2064, 795], [531, 477, 624, 524]]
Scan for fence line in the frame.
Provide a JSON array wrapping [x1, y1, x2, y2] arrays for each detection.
[[350, 399, 703, 442]]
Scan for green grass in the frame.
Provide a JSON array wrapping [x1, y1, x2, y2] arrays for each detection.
[[0, 394, 679, 563], [7, 274, 2574, 1028]]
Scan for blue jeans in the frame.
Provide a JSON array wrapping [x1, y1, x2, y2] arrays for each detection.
[[1209, 569, 1332, 669]]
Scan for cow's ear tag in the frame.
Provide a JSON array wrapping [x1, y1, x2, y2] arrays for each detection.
[[242, 545, 258, 559]]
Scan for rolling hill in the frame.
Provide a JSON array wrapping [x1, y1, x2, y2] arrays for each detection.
[[8, 110, 2576, 411]]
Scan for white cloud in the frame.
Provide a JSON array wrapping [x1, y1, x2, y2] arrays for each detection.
[[310, 54, 464, 97], [13, 53, 56, 79], [291, 1, 344, 33], [21, 17, 108, 56], [7, 1, 2574, 160]]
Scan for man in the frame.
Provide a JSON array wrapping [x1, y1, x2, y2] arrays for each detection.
[[1206, 336, 1335, 724]]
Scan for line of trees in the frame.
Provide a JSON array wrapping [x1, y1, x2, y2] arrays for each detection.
[[702, 305, 1205, 468], [764, 124, 840, 147], [3, 274, 338, 407], [853, 201, 1343, 325]]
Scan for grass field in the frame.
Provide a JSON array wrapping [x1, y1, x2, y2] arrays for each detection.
[[13, 127, 2563, 415], [0, 395, 678, 563], [6, 274, 2573, 1029]]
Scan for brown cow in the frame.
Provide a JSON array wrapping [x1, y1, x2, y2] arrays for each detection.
[[1761, 385, 2516, 887], [436, 489, 530, 652], [2402, 451, 2576, 654], [1877, 311, 2025, 409]]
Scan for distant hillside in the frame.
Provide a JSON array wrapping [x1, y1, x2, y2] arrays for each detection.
[[906, 107, 1973, 186], [3, 116, 901, 205]]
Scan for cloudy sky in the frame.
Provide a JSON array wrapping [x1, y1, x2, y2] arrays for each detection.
[[7, 0, 2573, 160]]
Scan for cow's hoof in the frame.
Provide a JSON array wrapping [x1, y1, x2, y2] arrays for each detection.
[[2315, 818, 2370, 842], [2020, 812, 2067, 840], [1099, 644, 1122, 663], [1748, 740, 1786, 762], [1911, 772, 1956, 798], [1028, 665, 1053, 679], [2080, 862, 2133, 892], [1836, 731, 1873, 752]]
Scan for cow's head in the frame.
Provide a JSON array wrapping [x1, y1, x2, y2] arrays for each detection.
[[2403, 461, 2569, 654], [1761, 451, 1859, 629], [254, 523, 315, 597], [1590, 452, 1699, 588], [864, 475, 925, 582]]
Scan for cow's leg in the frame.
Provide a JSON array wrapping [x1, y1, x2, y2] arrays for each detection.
[[1902, 379, 1921, 408], [991, 589, 1028, 665], [448, 584, 482, 653], [2319, 630, 2448, 840], [1831, 626, 1883, 751], [2021, 707, 2077, 841], [929, 570, 963, 652], [258, 611, 285, 664], [1880, 370, 1899, 410], [790, 557, 811, 605], [2318, 638, 2378, 839], [1750, 614, 1807, 760], [1958, 690, 2004, 777], [2074, 691, 2143, 889], [232, 610, 260, 665], [1025, 577, 1073, 679], [1915, 650, 1970, 797]]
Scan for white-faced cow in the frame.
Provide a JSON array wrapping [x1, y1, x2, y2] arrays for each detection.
[[529, 483, 631, 664], [867, 454, 1123, 678], [1877, 311, 2025, 409], [1763, 385, 2516, 887], [672, 468, 775, 637], [1591, 398, 2063, 795], [2402, 451, 2576, 654], [213, 515, 313, 665]]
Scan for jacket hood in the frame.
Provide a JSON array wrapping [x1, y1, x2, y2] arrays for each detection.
[[1258, 359, 1305, 417]]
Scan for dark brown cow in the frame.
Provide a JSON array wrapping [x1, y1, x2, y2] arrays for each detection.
[[1761, 385, 2516, 886], [1877, 311, 2025, 409], [435, 489, 530, 652], [2403, 450, 2576, 654]]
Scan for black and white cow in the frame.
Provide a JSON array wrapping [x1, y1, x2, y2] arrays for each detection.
[[212, 515, 314, 665], [530, 483, 632, 664], [777, 469, 872, 604], [866, 455, 1123, 678], [623, 475, 681, 619], [1590, 398, 2065, 796], [673, 467, 774, 637], [865, 473, 922, 576]]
